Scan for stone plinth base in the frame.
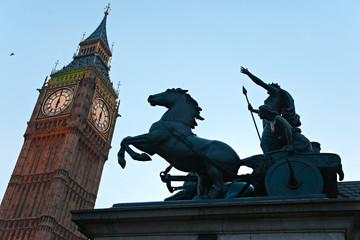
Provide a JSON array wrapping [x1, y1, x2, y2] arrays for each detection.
[[71, 197, 360, 240]]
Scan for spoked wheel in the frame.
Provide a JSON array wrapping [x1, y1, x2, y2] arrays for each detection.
[[265, 159, 323, 196]]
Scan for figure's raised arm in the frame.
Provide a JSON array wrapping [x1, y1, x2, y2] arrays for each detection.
[[240, 66, 278, 93]]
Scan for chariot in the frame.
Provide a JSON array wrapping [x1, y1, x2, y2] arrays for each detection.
[[160, 149, 344, 200]]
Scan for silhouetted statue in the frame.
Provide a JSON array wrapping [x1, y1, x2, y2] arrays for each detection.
[[117, 88, 241, 199], [241, 67, 301, 153], [116, 86, 344, 200], [255, 105, 313, 153]]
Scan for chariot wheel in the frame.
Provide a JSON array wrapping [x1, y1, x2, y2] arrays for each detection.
[[265, 159, 323, 196]]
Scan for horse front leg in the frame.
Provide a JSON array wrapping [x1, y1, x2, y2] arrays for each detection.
[[118, 134, 154, 168], [117, 147, 127, 168]]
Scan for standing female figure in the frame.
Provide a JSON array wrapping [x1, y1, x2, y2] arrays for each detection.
[[241, 67, 301, 153]]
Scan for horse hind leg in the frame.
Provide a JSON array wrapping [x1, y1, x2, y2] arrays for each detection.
[[207, 166, 226, 199], [193, 174, 212, 200]]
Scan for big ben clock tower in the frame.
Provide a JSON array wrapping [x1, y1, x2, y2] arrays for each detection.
[[0, 5, 119, 240]]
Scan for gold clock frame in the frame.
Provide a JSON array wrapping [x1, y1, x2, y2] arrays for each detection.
[[37, 85, 78, 120], [87, 92, 115, 141], [91, 98, 110, 133]]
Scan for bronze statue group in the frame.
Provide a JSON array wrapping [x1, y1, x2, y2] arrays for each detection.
[[118, 67, 344, 200]]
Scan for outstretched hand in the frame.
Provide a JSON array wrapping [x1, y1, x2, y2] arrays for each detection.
[[240, 66, 249, 75], [248, 104, 254, 112]]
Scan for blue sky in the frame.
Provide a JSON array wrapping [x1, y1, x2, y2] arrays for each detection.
[[0, 1, 359, 208]]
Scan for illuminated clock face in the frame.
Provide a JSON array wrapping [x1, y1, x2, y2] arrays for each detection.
[[92, 99, 110, 132], [43, 88, 73, 116]]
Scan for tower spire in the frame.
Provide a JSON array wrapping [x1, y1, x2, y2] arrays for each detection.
[[116, 81, 121, 96], [51, 60, 59, 74], [104, 3, 111, 15], [52, 4, 115, 93], [75, 32, 86, 56], [82, 5, 111, 50], [108, 42, 114, 68]]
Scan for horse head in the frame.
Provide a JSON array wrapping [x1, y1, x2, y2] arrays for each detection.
[[148, 88, 204, 129], [148, 88, 187, 108]]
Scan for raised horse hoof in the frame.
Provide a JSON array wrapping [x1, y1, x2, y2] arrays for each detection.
[[118, 157, 126, 169], [139, 153, 152, 161]]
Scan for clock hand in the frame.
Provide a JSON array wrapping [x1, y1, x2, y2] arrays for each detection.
[[55, 90, 63, 109], [99, 111, 103, 122], [55, 97, 61, 108]]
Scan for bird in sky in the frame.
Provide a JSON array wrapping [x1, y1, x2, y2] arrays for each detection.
[[10, 53, 14, 56]]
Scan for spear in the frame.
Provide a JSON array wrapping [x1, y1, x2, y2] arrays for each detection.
[[242, 86, 261, 142]]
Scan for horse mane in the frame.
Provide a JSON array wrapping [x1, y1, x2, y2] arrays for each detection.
[[168, 88, 204, 129]]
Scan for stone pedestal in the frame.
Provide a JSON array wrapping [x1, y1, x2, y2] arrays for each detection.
[[71, 197, 360, 240]]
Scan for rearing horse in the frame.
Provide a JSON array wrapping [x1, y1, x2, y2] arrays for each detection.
[[118, 88, 241, 199]]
